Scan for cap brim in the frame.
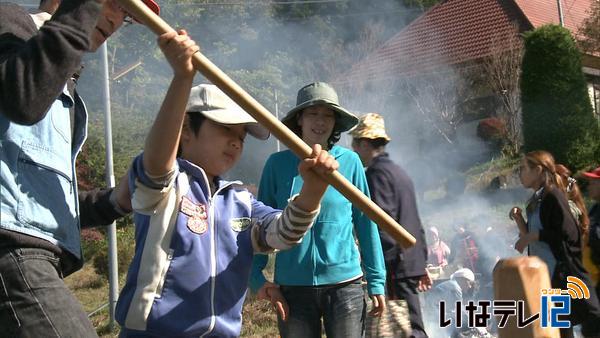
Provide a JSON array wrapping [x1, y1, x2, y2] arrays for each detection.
[[282, 99, 358, 133], [130, 0, 160, 24], [349, 129, 391, 141], [198, 108, 270, 140], [582, 172, 600, 180]]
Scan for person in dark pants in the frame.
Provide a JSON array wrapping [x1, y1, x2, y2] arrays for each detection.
[[352, 113, 431, 338], [0, 0, 158, 336]]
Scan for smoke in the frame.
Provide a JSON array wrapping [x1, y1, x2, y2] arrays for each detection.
[[326, 8, 535, 337], [11, 0, 538, 333]]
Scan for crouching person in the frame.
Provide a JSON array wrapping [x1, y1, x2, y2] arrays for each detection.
[[115, 30, 337, 337]]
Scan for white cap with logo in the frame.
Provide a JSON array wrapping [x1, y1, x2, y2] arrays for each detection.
[[185, 84, 270, 140]]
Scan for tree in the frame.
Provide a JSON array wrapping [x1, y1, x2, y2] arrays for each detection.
[[578, 0, 600, 55], [317, 21, 387, 81], [481, 24, 524, 156], [521, 25, 600, 170], [401, 67, 473, 144]]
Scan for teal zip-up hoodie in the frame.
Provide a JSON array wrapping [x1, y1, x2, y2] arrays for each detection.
[[249, 146, 386, 295]]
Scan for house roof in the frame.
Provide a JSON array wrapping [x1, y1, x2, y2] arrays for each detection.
[[336, 0, 594, 85], [513, 0, 593, 36]]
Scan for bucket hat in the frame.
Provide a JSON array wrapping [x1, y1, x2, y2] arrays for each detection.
[[349, 113, 391, 141], [185, 84, 270, 140], [281, 82, 358, 133]]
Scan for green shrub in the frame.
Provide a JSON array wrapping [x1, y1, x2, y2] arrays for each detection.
[[81, 229, 106, 261], [92, 225, 136, 280], [520, 24, 600, 170]]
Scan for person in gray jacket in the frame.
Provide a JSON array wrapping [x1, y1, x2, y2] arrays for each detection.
[[0, 0, 158, 335]]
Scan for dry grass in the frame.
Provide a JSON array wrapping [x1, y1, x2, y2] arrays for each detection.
[[65, 264, 121, 337], [464, 156, 520, 191], [241, 293, 280, 338], [65, 261, 279, 337]]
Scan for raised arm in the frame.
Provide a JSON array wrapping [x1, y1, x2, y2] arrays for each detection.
[[0, 0, 100, 124], [142, 30, 198, 177]]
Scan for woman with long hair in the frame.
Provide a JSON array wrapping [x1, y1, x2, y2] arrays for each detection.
[[509, 151, 600, 338]]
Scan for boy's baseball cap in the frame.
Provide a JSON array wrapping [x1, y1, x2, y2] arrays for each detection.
[[582, 167, 600, 180], [185, 84, 270, 140]]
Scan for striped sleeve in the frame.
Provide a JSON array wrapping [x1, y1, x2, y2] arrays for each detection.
[[252, 194, 319, 253]]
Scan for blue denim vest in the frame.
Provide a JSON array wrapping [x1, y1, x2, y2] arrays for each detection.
[[0, 85, 87, 259]]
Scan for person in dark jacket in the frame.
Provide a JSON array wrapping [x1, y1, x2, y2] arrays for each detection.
[[352, 113, 431, 338], [582, 167, 600, 299], [510, 151, 600, 338], [0, 0, 158, 336]]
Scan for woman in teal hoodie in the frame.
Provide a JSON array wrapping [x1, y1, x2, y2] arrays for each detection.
[[249, 82, 386, 338]]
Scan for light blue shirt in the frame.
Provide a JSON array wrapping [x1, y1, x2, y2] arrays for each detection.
[[527, 188, 556, 276], [0, 86, 87, 259]]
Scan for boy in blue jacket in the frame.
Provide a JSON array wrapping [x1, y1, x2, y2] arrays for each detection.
[[115, 31, 338, 337]]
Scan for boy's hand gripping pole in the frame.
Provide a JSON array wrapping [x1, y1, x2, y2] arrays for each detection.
[[117, 0, 416, 248]]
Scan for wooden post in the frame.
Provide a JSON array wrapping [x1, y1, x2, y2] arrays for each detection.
[[494, 257, 560, 338]]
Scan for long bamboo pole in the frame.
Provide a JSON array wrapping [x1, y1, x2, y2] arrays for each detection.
[[118, 0, 416, 248]]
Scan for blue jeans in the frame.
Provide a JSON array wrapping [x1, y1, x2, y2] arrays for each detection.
[[278, 279, 366, 338], [0, 247, 97, 337]]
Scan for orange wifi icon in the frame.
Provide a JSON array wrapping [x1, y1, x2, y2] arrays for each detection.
[[565, 276, 590, 299]]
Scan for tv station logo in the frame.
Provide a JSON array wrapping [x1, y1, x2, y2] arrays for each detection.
[[439, 276, 590, 329]]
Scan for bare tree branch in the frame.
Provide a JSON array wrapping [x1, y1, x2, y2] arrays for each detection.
[[400, 67, 472, 144], [481, 23, 523, 155]]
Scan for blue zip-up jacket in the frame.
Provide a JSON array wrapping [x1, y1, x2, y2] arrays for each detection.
[[116, 154, 317, 337], [249, 146, 386, 295]]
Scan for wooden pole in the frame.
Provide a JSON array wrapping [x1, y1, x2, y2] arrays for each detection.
[[118, 0, 416, 248]]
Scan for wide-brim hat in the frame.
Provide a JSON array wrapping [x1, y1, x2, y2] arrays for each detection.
[[349, 112, 391, 141], [582, 167, 600, 180], [281, 82, 358, 133], [185, 84, 270, 140]]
